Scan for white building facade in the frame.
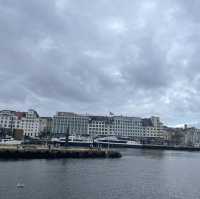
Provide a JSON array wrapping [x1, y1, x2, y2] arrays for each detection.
[[184, 127, 200, 146], [52, 112, 89, 135], [0, 110, 164, 139], [88, 116, 114, 136], [39, 117, 52, 136], [88, 115, 164, 138], [21, 109, 40, 137], [0, 109, 40, 138]]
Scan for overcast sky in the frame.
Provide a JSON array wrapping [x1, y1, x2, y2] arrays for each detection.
[[1, 0, 200, 126]]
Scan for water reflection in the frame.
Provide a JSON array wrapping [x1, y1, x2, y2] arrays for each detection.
[[1, 149, 200, 199], [120, 148, 165, 159]]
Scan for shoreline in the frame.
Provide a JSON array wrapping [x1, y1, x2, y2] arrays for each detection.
[[0, 146, 122, 159]]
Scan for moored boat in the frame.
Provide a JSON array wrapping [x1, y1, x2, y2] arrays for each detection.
[[0, 136, 22, 145], [16, 183, 25, 188], [94, 136, 142, 148]]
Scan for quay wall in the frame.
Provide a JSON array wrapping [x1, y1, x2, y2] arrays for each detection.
[[0, 147, 121, 159]]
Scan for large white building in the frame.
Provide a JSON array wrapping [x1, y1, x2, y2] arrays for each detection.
[[39, 117, 52, 136], [21, 109, 40, 137], [0, 109, 40, 137], [0, 110, 19, 130], [52, 112, 164, 139], [184, 127, 200, 146], [52, 112, 89, 135], [0, 109, 164, 139], [88, 116, 114, 136], [88, 115, 163, 138]]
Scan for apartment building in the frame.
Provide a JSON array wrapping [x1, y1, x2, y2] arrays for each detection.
[[112, 116, 143, 137], [52, 112, 89, 135], [0, 109, 163, 139], [39, 117, 52, 136], [0, 109, 40, 137], [184, 127, 200, 146], [21, 109, 40, 137], [142, 116, 163, 138], [52, 111, 164, 138], [88, 115, 164, 138], [88, 116, 114, 136]]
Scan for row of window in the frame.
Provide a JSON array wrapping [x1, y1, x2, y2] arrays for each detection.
[[24, 129, 39, 132], [89, 132, 162, 137], [1, 124, 39, 128], [24, 132, 38, 136]]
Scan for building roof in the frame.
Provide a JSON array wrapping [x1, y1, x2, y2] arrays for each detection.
[[89, 116, 114, 124], [142, 119, 153, 127]]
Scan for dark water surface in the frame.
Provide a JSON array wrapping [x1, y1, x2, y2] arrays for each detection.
[[0, 149, 200, 199]]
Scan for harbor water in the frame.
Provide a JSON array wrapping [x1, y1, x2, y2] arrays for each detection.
[[0, 148, 200, 199]]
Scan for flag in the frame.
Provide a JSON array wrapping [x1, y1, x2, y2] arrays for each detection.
[[109, 112, 114, 116]]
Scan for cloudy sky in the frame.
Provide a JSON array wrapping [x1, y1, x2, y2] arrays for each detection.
[[1, 0, 200, 126]]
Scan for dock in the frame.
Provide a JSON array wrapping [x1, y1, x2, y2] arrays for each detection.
[[0, 146, 122, 159]]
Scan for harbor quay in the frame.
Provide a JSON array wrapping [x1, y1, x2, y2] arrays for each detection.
[[0, 145, 122, 159]]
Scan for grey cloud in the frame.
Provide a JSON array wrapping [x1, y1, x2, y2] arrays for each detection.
[[1, 0, 200, 125]]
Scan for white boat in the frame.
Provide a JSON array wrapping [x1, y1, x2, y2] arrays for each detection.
[[94, 136, 142, 147], [16, 183, 25, 188], [51, 136, 92, 144], [51, 135, 142, 148], [51, 137, 66, 143], [0, 136, 22, 145], [68, 135, 93, 144], [126, 140, 142, 146]]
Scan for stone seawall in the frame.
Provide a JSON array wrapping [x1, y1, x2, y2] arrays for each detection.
[[0, 147, 122, 159]]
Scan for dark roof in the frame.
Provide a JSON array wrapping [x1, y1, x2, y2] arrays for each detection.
[[16, 112, 26, 119], [142, 119, 153, 127], [89, 116, 114, 124]]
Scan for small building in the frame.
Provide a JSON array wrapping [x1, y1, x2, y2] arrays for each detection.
[[39, 117, 52, 137]]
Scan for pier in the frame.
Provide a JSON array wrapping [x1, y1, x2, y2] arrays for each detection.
[[0, 146, 122, 159]]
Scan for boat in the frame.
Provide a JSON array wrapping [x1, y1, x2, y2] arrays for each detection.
[[51, 137, 66, 144], [69, 135, 93, 143], [51, 135, 142, 148], [68, 135, 142, 148], [16, 183, 25, 188], [94, 136, 142, 148], [0, 136, 22, 145]]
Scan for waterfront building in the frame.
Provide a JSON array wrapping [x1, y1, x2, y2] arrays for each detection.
[[184, 127, 200, 146], [112, 116, 143, 137], [19, 109, 40, 137], [0, 109, 164, 139], [88, 116, 114, 136], [0, 109, 40, 138], [88, 115, 164, 138], [52, 111, 164, 138], [52, 112, 89, 135], [142, 116, 164, 138], [0, 110, 22, 134], [39, 117, 52, 136]]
